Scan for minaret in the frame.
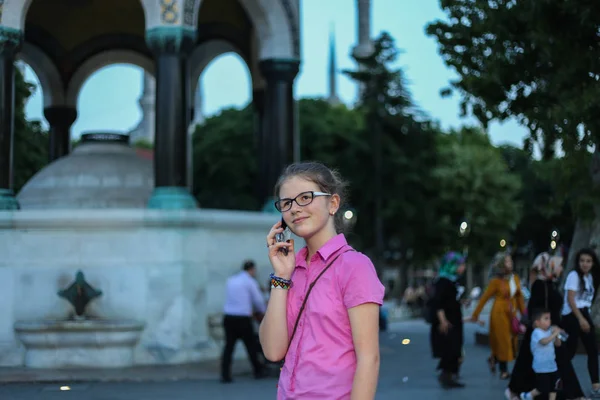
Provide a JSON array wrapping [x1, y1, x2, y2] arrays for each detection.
[[327, 24, 341, 106], [352, 0, 374, 97], [129, 72, 156, 144]]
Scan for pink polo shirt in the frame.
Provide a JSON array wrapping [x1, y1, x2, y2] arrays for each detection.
[[277, 234, 385, 400]]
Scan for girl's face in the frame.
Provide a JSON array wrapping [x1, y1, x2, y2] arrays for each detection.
[[579, 253, 594, 274], [456, 263, 466, 275], [278, 176, 339, 240], [504, 255, 513, 273]]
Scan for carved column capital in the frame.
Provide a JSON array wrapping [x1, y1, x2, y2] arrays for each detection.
[[0, 26, 22, 56], [259, 58, 300, 83], [145, 26, 196, 55]]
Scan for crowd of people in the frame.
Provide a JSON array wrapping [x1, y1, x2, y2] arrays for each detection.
[[429, 247, 600, 400]]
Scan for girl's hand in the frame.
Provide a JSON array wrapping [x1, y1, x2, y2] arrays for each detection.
[[266, 220, 295, 280]]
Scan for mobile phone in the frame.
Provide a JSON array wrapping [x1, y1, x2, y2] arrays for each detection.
[[275, 218, 291, 256]]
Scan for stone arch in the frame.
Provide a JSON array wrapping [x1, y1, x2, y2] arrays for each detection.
[[189, 39, 248, 94], [17, 42, 65, 107], [66, 50, 154, 107], [7, 0, 153, 33], [237, 0, 298, 60]]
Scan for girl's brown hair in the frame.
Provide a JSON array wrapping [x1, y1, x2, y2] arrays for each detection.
[[274, 161, 348, 233]]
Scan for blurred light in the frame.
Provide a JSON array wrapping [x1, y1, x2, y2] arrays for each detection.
[[402, 339, 410, 345], [500, 239, 506, 248], [550, 240, 557, 250], [59, 386, 71, 391], [344, 210, 354, 220], [551, 230, 558, 238], [460, 222, 468, 230]]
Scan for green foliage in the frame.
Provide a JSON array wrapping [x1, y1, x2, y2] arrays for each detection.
[[426, 0, 600, 223], [13, 67, 48, 193], [132, 138, 154, 149], [191, 106, 259, 210], [426, 0, 600, 151], [432, 127, 522, 261]]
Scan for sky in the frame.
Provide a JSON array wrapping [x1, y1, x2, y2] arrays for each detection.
[[21, 0, 529, 147]]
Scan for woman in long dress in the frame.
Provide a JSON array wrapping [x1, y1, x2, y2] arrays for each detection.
[[430, 251, 467, 388], [471, 252, 526, 380], [505, 253, 586, 400]]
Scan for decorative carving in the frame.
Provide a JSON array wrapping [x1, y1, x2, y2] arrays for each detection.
[[183, 0, 196, 27], [58, 270, 102, 318], [160, 0, 179, 24], [280, 0, 300, 58]]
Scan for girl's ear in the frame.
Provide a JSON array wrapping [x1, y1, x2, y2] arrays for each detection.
[[329, 193, 340, 215]]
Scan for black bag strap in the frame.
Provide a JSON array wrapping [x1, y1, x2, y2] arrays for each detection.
[[286, 249, 354, 353]]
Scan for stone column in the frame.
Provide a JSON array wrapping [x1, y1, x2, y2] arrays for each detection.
[[0, 27, 21, 210], [145, 27, 197, 209], [258, 59, 300, 210], [44, 106, 77, 162]]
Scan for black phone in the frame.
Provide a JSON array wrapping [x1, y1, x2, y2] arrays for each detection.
[[275, 218, 290, 256]]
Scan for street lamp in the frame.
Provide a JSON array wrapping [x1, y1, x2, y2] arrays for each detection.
[[342, 208, 357, 229], [500, 239, 507, 248], [550, 229, 560, 252], [459, 220, 470, 238]]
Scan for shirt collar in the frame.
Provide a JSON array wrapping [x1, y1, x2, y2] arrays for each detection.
[[317, 233, 348, 261], [296, 234, 348, 269]]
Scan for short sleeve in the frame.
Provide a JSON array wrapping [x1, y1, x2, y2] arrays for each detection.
[[531, 329, 543, 346], [337, 253, 385, 309], [564, 271, 580, 292]]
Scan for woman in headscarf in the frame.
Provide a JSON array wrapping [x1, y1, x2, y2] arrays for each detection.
[[430, 251, 467, 388], [470, 252, 526, 380], [504, 253, 586, 400]]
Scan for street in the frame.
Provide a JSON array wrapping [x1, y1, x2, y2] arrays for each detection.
[[0, 319, 595, 399]]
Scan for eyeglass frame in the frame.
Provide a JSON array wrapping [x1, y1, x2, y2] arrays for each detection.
[[274, 191, 332, 212]]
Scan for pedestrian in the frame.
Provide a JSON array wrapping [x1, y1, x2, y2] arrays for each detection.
[[506, 253, 586, 400], [470, 252, 526, 380], [221, 260, 267, 383], [259, 161, 385, 400], [430, 251, 467, 388], [561, 248, 600, 397], [519, 309, 563, 400]]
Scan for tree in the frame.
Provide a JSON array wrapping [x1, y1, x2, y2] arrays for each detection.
[[499, 144, 574, 256], [13, 67, 48, 193], [431, 127, 522, 275], [426, 0, 600, 282], [191, 105, 259, 210], [343, 32, 441, 275]]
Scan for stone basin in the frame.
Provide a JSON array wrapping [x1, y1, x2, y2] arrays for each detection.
[[14, 319, 145, 368]]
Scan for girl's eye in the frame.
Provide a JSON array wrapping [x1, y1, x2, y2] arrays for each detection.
[[301, 195, 311, 201]]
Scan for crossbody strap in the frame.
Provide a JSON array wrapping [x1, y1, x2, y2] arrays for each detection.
[[286, 249, 354, 353]]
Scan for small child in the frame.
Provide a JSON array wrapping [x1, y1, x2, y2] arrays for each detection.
[[521, 309, 563, 400]]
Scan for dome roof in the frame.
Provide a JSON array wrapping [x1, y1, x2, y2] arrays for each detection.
[[17, 132, 154, 209]]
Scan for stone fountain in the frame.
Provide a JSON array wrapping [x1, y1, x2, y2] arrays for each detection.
[[14, 270, 145, 368]]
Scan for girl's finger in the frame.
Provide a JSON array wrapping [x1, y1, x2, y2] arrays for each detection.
[[269, 242, 293, 255]]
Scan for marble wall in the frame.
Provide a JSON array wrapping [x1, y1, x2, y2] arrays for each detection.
[[0, 209, 296, 367]]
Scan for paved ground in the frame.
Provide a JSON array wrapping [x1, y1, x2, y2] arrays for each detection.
[[0, 318, 596, 399]]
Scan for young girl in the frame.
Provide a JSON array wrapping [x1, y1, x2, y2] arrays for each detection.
[[259, 161, 385, 400], [561, 248, 600, 397]]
